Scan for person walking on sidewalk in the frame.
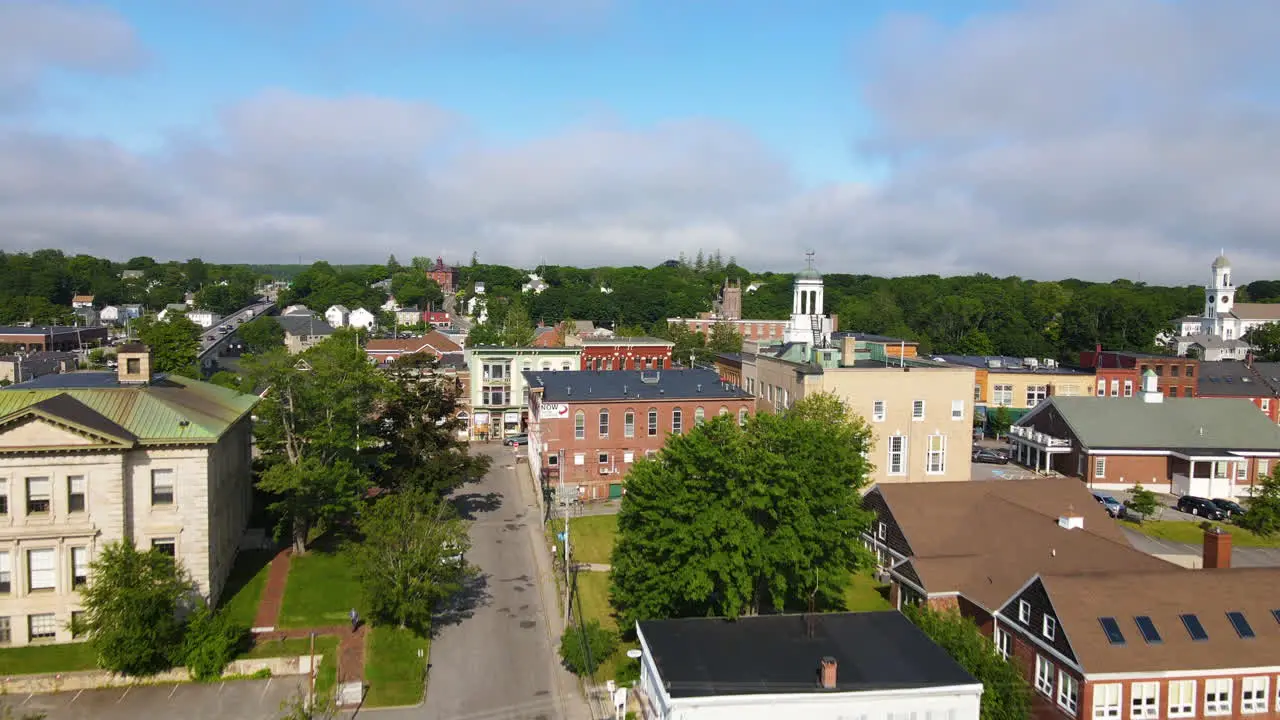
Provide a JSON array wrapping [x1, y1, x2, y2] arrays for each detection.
[[349, 607, 360, 633]]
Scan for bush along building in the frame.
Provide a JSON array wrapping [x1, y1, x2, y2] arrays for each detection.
[[1008, 370, 1280, 497], [525, 368, 753, 501], [0, 345, 258, 645]]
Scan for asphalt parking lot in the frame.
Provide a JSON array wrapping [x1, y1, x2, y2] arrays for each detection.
[[10, 677, 309, 720]]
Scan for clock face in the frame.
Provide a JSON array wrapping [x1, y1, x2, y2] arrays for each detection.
[[1222, 295, 1230, 303]]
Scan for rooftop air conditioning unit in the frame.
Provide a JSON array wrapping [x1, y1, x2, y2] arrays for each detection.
[[987, 359, 1003, 369], [1024, 357, 1039, 369], [1043, 358, 1057, 368]]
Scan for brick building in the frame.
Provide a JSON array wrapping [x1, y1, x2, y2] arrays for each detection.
[[1197, 360, 1280, 423], [0, 326, 108, 352], [1009, 372, 1280, 497], [578, 337, 674, 371], [525, 368, 753, 500], [365, 331, 462, 367], [1079, 349, 1200, 399], [425, 256, 458, 294]]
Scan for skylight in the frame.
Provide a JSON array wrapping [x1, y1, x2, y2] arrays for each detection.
[[1227, 611, 1256, 639], [1099, 617, 1126, 645], [1180, 613, 1209, 641], [1135, 616, 1163, 644]]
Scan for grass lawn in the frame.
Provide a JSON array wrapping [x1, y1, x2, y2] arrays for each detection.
[[1121, 519, 1280, 548], [242, 635, 339, 695], [0, 642, 98, 675], [218, 549, 275, 628], [279, 548, 362, 628], [364, 626, 429, 707], [843, 571, 894, 612], [548, 515, 617, 566], [574, 570, 616, 630]]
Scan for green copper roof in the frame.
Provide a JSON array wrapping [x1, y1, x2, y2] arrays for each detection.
[[0, 374, 257, 444]]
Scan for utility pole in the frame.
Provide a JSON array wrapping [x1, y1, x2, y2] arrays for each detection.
[[559, 449, 571, 626]]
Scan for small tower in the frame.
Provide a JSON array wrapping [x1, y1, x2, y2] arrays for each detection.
[[785, 252, 829, 347], [1139, 368, 1163, 404], [1203, 253, 1235, 335]]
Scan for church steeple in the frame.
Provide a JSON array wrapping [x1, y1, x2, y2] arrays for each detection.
[[1204, 252, 1235, 333]]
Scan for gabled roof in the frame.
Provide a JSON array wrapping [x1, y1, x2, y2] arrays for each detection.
[[366, 331, 461, 355], [0, 374, 257, 444], [1024, 396, 1280, 451], [1231, 303, 1280, 321], [0, 394, 139, 447], [1025, 568, 1280, 674], [1197, 361, 1277, 398], [275, 315, 335, 337], [866, 478, 1174, 610], [638, 611, 977, 699]]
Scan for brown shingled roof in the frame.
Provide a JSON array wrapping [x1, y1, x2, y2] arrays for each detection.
[[1038, 568, 1280, 674], [873, 478, 1179, 610], [365, 331, 460, 355]]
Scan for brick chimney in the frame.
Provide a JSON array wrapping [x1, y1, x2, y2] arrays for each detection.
[[819, 656, 838, 690], [1203, 526, 1232, 569]]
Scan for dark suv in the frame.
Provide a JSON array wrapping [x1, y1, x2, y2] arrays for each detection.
[[1176, 495, 1226, 520]]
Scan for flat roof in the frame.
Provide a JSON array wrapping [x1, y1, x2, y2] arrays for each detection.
[[639, 611, 976, 699], [579, 336, 673, 346], [525, 368, 751, 402]]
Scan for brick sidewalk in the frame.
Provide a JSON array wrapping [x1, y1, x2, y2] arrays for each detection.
[[251, 548, 292, 630]]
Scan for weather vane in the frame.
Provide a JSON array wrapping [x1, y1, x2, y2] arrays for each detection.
[[805, 250, 815, 271]]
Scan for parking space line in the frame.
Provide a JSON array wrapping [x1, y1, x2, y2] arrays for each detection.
[[21, 692, 33, 706], [219, 680, 226, 694], [261, 678, 273, 699], [117, 686, 131, 703], [70, 689, 84, 704], [169, 684, 180, 699]]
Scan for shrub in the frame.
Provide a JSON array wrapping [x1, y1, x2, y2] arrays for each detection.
[[183, 605, 250, 681], [558, 620, 618, 676]]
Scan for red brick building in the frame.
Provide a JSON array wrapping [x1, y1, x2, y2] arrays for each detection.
[[425, 257, 458, 294], [1079, 348, 1200, 399], [668, 316, 791, 343], [365, 331, 461, 366], [578, 337, 674, 371], [525, 368, 753, 500]]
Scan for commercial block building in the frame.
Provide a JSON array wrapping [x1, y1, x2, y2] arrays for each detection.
[[0, 326, 108, 353], [578, 336, 674, 371], [936, 355, 1097, 426], [525, 368, 752, 500], [0, 346, 257, 645], [464, 346, 583, 441], [1079, 349, 1200, 399]]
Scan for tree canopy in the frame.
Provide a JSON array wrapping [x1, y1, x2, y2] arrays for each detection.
[[135, 315, 202, 376], [1237, 472, 1280, 537], [903, 605, 1031, 720], [238, 315, 286, 355], [610, 394, 875, 628]]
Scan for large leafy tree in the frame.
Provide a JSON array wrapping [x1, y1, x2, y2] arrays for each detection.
[[610, 393, 874, 628], [390, 271, 443, 310], [903, 605, 1031, 720], [193, 282, 257, 315], [238, 315, 286, 355], [81, 540, 196, 676], [376, 353, 491, 496], [135, 315, 202, 376], [1237, 472, 1280, 537], [353, 489, 470, 632], [1244, 323, 1280, 361], [248, 330, 386, 552]]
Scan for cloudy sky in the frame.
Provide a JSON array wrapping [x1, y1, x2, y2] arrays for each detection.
[[1, 0, 1278, 283]]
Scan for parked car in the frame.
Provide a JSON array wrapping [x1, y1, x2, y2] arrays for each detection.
[[1211, 498, 1246, 518], [503, 434, 529, 447], [206, 335, 215, 341], [1091, 492, 1123, 518], [972, 448, 1009, 464], [1176, 495, 1226, 520]]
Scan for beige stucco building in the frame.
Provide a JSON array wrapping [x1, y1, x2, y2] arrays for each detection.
[[0, 345, 257, 646]]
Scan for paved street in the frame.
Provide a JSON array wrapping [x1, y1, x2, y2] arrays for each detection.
[[10, 677, 307, 720], [421, 446, 590, 720], [1121, 526, 1280, 568]]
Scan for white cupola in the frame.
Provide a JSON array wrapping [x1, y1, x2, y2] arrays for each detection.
[[1205, 253, 1235, 326], [1140, 368, 1163, 404]]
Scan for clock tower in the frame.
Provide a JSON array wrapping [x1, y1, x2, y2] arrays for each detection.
[[1203, 253, 1235, 336]]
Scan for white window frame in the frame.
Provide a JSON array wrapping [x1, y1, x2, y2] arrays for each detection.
[[1094, 457, 1106, 479], [994, 626, 1011, 660], [1205, 678, 1233, 716], [1093, 682, 1122, 720], [951, 399, 964, 420], [993, 384, 1014, 406], [1111, 379, 1120, 397], [623, 411, 635, 439], [67, 475, 86, 513], [598, 409, 609, 439], [1263, 398, 1271, 413], [573, 453, 585, 466], [1018, 599, 1031, 623], [150, 468, 175, 506], [912, 400, 925, 420], [926, 434, 946, 475], [1026, 384, 1048, 407], [623, 451, 634, 464], [1034, 654, 1054, 697], [877, 522, 886, 540], [574, 411, 585, 440], [647, 409, 658, 436], [0, 551, 10, 595], [25, 476, 51, 515], [1123, 380, 1134, 397], [28, 613, 57, 641], [872, 400, 885, 422], [1130, 681, 1159, 719], [27, 548, 56, 591], [1043, 615, 1056, 640], [672, 409, 683, 435], [1168, 679, 1196, 718], [1097, 381, 1107, 397], [887, 435, 907, 475], [1058, 671, 1080, 715], [71, 546, 88, 588], [1242, 676, 1269, 714], [738, 408, 748, 426], [0, 479, 6, 516], [694, 407, 705, 425]]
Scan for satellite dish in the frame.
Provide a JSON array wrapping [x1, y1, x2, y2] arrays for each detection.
[[626, 649, 642, 659]]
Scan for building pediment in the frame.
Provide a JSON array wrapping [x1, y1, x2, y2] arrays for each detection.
[[0, 394, 138, 451]]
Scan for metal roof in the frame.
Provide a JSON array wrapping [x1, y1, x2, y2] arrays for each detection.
[[525, 368, 750, 402]]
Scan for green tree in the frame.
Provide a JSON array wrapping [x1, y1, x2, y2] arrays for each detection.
[[81, 540, 196, 676], [239, 316, 286, 355], [377, 353, 492, 496], [502, 297, 536, 346], [558, 620, 618, 676], [248, 333, 386, 552], [610, 394, 874, 628], [903, 605, 1031, 720], [135, 315, 202, 376], [353, 489, 470, 632], [193, 282, 256, 315], [390, 272, 444, 311], [705, 322, 743, 358], [1236, 473, 1280, 536], [465, 321, 503, 346], [1244, 323, 1280, 361], [182, 604, 249, 681], [1127, 484, 1159, 523], [988, 406, 1012, 439]]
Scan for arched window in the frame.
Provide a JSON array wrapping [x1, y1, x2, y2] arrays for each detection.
[[694, 407, 705, 425], [624, 410, 635, 438], [647, 409, 658, 436], [738, 408, 748, 426], [672, 409, 683, 435], [574, 410, 585, 440], [599, 409, 610, 438], [718, 406, 729, 416]]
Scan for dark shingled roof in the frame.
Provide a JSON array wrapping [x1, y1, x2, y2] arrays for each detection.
[[23, 394, 138, 443], [638, 611, 977, 698], [274, 315, 335, 337], [524, 368, 750, 402]]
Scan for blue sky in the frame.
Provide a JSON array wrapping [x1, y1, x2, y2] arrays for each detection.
[[3, 0, 1279, 281]]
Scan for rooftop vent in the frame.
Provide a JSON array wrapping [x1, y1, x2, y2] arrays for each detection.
[[819, 657, 837, 690], [566, 386, 572, 396], [1058, 513, 1084, 530], [640, 371, 661, 384], [696, 384, 702, 392]]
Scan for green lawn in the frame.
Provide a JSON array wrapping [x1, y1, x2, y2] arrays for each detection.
[[574, 570, 616, 630], [1121, 520, 1280, 548], [364, 626, 429, 707], [548, 514, 618, 566], [218, 549, 275, 628], [242, 635, 339, 695], [843, 572, 894, 612], [279, 549, 362, 628], [0, 642, 98, 675]]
